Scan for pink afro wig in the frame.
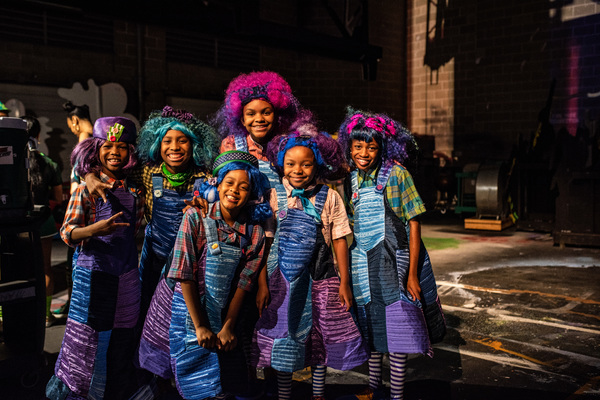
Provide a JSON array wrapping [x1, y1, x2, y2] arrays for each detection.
[[211, 71, 301, 140]]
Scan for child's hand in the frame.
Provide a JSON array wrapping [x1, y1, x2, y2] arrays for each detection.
[[338, 282, 353, 312], [84, 173, 113, 203], [216, 327, 237, 352], [195, 326, 217, 349], [256, 283, 270, 317], [90, 212, 129, 236], [183, 196, 208, 217], [406, 275, 422, 301]]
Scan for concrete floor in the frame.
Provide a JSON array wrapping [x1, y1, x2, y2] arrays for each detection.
[[2, 213, 600, 399]]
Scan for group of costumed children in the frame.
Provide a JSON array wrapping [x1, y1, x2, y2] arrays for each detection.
[[46, 71, 446, 400]]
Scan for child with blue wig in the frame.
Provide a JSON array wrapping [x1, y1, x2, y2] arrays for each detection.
[[140, 150, 271, 399], [337, 107, 447, 400], [250, 120, 368, 400]]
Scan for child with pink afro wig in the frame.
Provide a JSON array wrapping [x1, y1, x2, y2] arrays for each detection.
[[211, 71, 308, 187]]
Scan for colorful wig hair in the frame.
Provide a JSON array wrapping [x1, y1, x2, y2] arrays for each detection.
[[266, 116, 347, 182], [137, 105, 219, 171], [71, 137, 138, 177], [337, 106, 417, 169], [200, 161, 272, 223], [211, 71, 301, 140]]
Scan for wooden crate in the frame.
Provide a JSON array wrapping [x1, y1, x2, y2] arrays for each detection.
[[464, 217, 514, 231]]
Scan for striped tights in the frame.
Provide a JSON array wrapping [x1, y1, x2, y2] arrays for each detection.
[[368, 351, 407, 400], [276, 365, 327, 399]]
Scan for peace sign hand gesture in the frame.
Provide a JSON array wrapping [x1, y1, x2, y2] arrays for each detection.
[[70, 211, 130, 242], [90, 211, 130, 237]]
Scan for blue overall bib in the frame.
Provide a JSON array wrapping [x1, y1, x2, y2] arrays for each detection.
[[253, 185, 367, 372], [48, 183, 143, 400], [169, 212, 251, 399], [350, 163, 446, 356], [139, 174, 204, 319], [234, 135, 280, 188]]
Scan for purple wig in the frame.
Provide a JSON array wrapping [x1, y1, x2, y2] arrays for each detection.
[[266, 117, 347, 182], [338, 106, 417, 169], [210, 71, 302, 140], [71, 137, 138, 177]]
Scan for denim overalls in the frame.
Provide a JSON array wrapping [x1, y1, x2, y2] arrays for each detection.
[[48, 183, 143, 399], [349, 163, 446, 356], [253, 184, 368, 372]]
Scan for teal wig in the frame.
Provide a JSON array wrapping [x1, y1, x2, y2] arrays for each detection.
[[137, 106, 220, 172]]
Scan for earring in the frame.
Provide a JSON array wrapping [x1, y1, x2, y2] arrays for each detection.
[[76, 126, 80, 132]]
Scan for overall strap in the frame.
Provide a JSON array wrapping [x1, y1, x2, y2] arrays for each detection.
[[152, 173, 163, 198], [350, 170, 360, 204], [275, 183, 288, 222], [234, 135, 248, 151], [313, 184, 329, 216], [202, 210, 221, 255], [375, 162, 395, 194], [192, 175, 204, 197]]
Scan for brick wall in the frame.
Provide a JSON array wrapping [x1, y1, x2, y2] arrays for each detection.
[[2, 1, 596, 170], [407, 0, 600, 165]]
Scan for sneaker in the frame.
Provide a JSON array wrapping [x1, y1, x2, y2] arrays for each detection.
[[311, 396, 327, 400], [52, 300, 70, 318], [46, 313, 57, 328]]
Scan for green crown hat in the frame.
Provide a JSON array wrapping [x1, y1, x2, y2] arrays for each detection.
[[93, 116, 136, 144]]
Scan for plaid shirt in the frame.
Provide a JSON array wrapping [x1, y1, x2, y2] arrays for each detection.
[[129, 164, 209, 222], [60, 172, 145, 247], [347, 164, 426, 224], [220, 135, 268, 162], [167, 202, 266, 292]]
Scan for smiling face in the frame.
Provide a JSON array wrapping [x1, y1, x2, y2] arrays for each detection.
[[161, 129, 192, 173], [99, 141, 129, 179], [240, 99, 275, 144], [350, 138, 381, 171], [283, 146, 316, 189], [218, 169, 251, 222]]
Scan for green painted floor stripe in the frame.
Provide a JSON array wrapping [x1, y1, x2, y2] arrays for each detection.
[[422, 237, 461, 250]]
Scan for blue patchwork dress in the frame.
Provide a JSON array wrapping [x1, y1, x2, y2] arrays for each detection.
[[348, 162, 446, 356], [252, 183, 368, 372], [47, 182, 152, 400]]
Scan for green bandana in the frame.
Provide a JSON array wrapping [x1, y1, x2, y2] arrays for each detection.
[[162, 163, 192, 187]]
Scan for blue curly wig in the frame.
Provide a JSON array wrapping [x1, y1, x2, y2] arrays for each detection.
[[137, 106, 220, 172], [265, 115, 347, 182], [338, 106, 417, 169], [200, 161, 272, 223]]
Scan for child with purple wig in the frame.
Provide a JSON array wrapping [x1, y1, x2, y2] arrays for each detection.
[[47, 117, 150, 400], [337, 107, 446, 400], [250, 120, 368, 400]]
